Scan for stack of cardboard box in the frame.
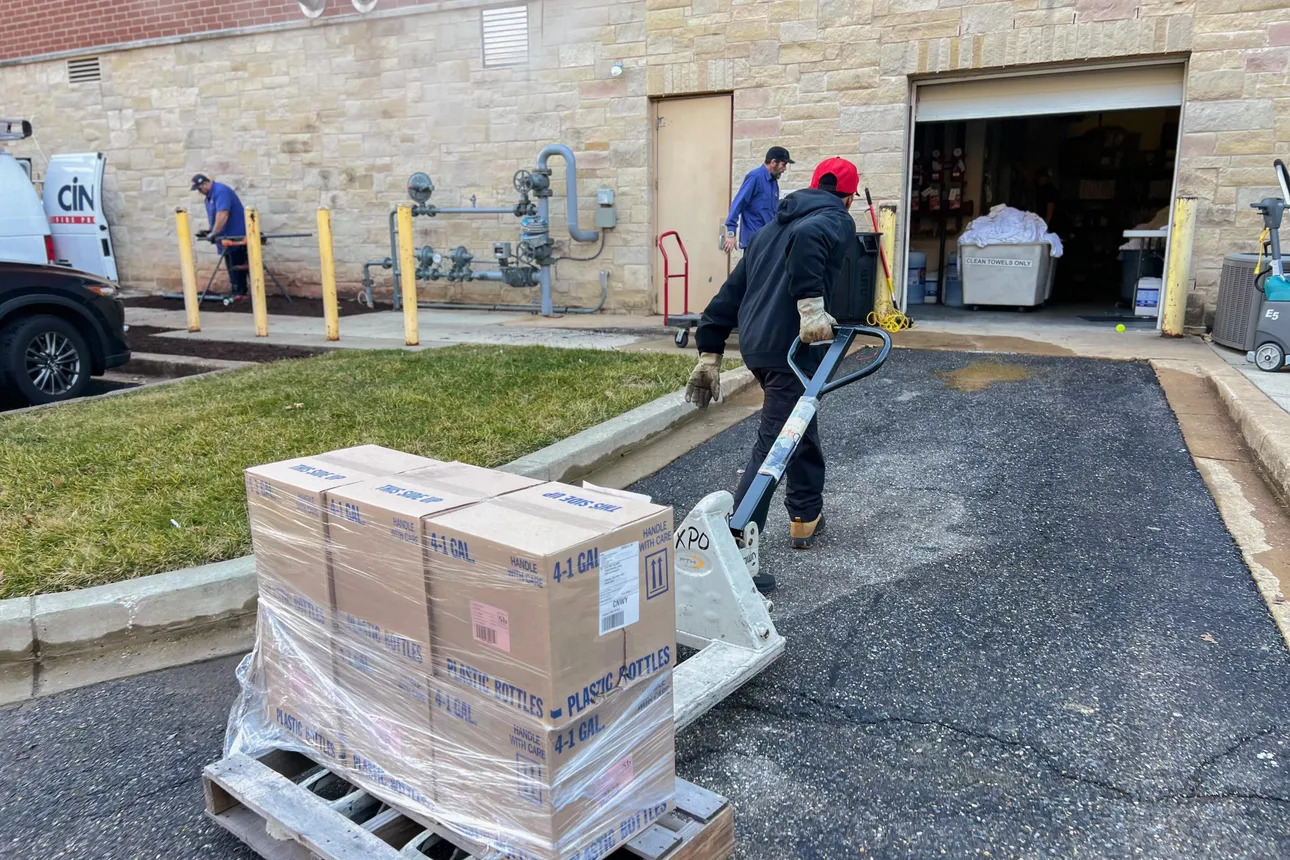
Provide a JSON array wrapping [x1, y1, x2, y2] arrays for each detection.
[[243, 446, 677, 860]]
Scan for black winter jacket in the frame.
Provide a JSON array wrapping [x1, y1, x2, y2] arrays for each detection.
[[695, 188, 856, 370]]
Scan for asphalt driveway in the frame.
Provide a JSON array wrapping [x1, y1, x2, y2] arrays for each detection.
[[1, 349, 1287, 859], [632, 349, 1290, 858]]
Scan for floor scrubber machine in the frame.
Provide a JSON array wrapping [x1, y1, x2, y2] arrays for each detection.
[[1249, 159, 1290, 372]]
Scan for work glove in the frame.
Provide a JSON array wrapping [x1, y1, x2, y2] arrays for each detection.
[[797, 297, 837, 344], [685, 353, 722, 410], [196, 229, 209, 239]]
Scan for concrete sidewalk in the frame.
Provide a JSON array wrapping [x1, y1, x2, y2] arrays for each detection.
[[126, 305, 653, 352], [1208, 341, 1290, 414], [130, 300, 1290, 422]]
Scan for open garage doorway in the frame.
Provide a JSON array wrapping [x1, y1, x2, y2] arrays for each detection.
[[906, 64, 1185, 329]]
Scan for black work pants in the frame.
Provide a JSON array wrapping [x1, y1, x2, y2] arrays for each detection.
[[224, 246, 249, 295], [732, 366, 825, 531]]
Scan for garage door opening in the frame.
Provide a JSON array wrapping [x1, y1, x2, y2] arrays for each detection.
[[907, 65, 1184, 327]]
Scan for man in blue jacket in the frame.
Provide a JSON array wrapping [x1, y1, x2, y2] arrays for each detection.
[[686, 157, 860, 587], [722, 146, 794, 253], [192, 173, 249, 297]]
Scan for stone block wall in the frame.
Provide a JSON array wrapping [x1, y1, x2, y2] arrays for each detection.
[[0, 0, 652, 309], [644, 0, 1289, 323], [7, 1, 1290, 318]]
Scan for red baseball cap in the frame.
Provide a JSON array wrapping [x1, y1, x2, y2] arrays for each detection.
[[809, 157, 860, 195]]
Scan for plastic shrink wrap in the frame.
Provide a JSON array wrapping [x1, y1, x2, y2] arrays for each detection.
[[224, 446, 678, 860]]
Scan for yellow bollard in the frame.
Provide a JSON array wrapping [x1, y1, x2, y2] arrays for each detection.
[[1161, 196, 1197, 338], [317, 209, 340, 342], [246, 209, 269, 337], [876, 204, 898, 317], [174, 208, 201, 332], [396, 204, 419, 346]]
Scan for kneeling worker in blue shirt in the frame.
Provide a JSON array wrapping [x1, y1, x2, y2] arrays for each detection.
[[722, 146, 794, 253]]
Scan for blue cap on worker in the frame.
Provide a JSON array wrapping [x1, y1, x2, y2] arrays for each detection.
[[190, 173, 211, 191]]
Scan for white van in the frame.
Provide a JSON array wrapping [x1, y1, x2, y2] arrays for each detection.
[[0, 119, 55, 266]]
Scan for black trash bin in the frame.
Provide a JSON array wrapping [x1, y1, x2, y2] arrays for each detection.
[[829, 232, 881, 325]]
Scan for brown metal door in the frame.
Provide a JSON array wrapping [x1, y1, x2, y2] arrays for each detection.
[[653, 95, 733, 316]]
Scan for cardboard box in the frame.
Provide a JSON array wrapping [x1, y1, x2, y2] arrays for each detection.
[[432, 671, 676, 860], [402, 461, 545, 499], [327, 476, 482, 672], [325, 476, 483, 788], [245, 454, 380, 609], [258, 598, 347, 767], [426, 482, 675, 726], [316, 444, 442, 476]]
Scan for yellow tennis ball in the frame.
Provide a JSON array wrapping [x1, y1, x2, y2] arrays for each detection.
[[1116, 324, 1126, 333]]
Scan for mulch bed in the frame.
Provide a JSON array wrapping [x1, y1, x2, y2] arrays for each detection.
[[126, 326, 331, 363], [124, 294, 387, 318]]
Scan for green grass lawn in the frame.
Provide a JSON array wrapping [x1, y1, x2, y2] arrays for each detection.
[[0, 345, 695, 598]]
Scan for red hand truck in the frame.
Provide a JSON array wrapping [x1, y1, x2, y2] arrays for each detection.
[[658, 230, 700, 348]]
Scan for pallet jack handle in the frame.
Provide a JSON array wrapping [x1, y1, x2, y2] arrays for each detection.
[[730, 325, 892, 534], [786, 325, 893, 393]]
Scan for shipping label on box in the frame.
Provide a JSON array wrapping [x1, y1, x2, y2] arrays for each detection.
[[426, 483, 674, 726], [245, 455, 379, 609]]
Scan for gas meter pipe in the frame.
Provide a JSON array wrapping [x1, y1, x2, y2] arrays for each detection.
[[536, 144, 600, 244]]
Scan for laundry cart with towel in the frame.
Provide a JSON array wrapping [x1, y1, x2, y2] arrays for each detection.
[[958, 205, 1064, 310]]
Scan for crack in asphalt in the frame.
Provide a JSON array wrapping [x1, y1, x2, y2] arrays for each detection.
[[712, 689, 1290, 806]]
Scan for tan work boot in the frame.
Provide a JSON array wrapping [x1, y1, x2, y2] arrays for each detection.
[[790, 513, 825, 549]]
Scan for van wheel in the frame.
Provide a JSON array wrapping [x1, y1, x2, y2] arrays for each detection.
[[1254, 342, 1286, 372], [0, 315, 92, 405]]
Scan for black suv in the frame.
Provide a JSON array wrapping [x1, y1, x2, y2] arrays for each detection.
[[0, 261, 130, 405]]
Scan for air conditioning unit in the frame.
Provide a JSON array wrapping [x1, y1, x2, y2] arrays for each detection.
[[1213, 253, 1263, 351]]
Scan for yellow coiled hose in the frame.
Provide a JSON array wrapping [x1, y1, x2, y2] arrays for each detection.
[[866, 308, 914, 332]]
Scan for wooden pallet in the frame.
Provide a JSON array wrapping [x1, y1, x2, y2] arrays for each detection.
[[204, 749, 734, 860]]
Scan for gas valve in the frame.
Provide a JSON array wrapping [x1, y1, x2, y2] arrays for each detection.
[[413, 245, 442, 280], [446, 246, 474, 281], [500, 266, 538, 288], [519, 216, 554, 266]]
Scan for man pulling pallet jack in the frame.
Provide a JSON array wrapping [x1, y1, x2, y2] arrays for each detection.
[[669, 156, 890, 729], [683, 156, 877, 593]]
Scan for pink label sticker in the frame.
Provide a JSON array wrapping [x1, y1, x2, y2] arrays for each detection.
[[470, 601, 511, 653], [593, 755, 635, 799]]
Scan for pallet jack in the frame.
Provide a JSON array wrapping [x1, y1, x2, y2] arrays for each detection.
[[670, 325, 892, 729], [203, 325, 894, 859]]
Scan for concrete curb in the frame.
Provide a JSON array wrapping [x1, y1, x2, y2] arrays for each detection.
[[0, 557, 257, 668], [31, 555, 257, 658], [502, 366, 757, 481], [0, 368, 759, 677], [1150, 358, 1290, 504], [121, 351, 252, 378], [1207, 366, 1290, 506]]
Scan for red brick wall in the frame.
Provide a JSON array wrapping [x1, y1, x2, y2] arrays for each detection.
[[0, 0, 432, 63]]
